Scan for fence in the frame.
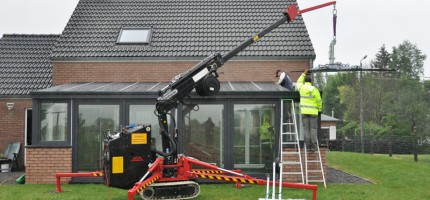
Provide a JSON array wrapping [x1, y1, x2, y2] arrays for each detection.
[[329, 135, 430, 155]]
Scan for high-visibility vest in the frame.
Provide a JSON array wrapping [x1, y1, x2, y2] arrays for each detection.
[[259, 115, 274, 141], [296, 73, 322, 115]]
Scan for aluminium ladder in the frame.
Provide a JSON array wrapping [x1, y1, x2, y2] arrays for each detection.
[[279, 99, 304, 185], [304, 139, 326, 188]]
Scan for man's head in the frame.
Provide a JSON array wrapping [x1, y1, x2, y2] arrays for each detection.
[[305, 75, 312, 83], [276, 70, 282, 77]]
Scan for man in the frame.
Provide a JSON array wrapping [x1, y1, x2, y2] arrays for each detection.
[[259, 113, 274, 169], [204, 117, 215, 146], [276, 70, 294, 91], [296, 69, 322, 152]]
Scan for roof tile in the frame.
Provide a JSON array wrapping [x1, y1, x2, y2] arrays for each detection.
[[52, 0, 315, 59], [0, 34, 59, 95]]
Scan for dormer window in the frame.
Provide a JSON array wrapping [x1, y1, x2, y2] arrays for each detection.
[[117, 27, 152, 44]]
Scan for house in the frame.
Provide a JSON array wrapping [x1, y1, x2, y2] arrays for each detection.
[[1, 0, 326, 184], [320, 114, 341, 147], [0, 34, 60, 170]]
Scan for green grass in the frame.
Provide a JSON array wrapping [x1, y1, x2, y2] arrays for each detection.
[[1, 152, 430, 199]]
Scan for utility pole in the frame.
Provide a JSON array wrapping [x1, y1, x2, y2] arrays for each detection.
[[360, 55, 367, 153]]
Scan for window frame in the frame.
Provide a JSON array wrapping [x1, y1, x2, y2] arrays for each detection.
[[116, 27, 152, 45], [32, 99, 71, 146]]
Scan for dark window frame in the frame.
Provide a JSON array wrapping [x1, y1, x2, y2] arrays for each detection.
[[32, 99, 72, 147], [72, 99, 124, 174]]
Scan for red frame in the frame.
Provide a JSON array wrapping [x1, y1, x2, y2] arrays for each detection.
[[126, 155, 318, 200]]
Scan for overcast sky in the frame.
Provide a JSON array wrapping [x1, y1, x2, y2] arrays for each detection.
[[0, 0, 429, 78]]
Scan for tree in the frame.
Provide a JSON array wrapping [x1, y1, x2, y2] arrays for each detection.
[[389, 79, 428, 136], [371, 44, 391, 69], [390, 40, 427, 78], [322, 72, 358, 119]]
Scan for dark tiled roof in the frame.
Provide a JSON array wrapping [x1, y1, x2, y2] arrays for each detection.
[[0, 34, 60, 95], [52, 0, 314, 59]]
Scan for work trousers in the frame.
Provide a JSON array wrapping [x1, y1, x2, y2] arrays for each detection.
[[302, 114, 318, 150]]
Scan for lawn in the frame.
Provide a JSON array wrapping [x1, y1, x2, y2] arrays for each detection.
[[1, 152, 429, 199]]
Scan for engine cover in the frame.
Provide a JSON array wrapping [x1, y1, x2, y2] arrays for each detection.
[[104, 125, 152, 189]]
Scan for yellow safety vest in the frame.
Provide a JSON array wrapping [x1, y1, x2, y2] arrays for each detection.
[[296, 73, 322, 115]]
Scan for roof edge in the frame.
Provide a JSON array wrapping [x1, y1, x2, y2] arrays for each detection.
[[51, 56, 315, 62]]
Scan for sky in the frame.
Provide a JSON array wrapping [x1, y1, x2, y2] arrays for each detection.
[[0, 0, 429, 79]]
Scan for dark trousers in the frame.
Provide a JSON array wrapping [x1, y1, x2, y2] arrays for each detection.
[[302, 114, 317, 149]]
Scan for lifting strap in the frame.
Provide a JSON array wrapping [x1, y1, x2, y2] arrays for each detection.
[[329, 5, 337, 64], [333, 5, 337, 38]]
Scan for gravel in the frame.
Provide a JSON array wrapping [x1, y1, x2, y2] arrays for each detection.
[[326, 167, 373, 184], [0, 167, 372, 186], [0, 172, 25, 185]]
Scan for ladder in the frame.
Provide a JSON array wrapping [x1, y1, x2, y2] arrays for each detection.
[[279, 99, 304, 184], [304, 140, 326, 188]]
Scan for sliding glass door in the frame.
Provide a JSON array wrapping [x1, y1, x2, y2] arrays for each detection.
[[77, 104, 119, 172]]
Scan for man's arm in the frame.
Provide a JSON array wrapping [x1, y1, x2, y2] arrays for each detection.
[[296, 73, 306, 90], [296, 69, 309, 91], [276, 72, 285, 85], [314, 88, 322, 112]]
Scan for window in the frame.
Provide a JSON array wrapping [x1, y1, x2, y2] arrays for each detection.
[[233, 104, 275, 173], [117, 28, 151, 44], [77, 104, 120, 171], [40, 103, 68, 141], [182, 104, 224, 167]]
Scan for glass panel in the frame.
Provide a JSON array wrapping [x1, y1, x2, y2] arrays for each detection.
[[183, 104, 224, 167], [78, 105, 119, 172], [129, 105, 171, 153], [40, 103, 67, 141], [118, 29, 150, 43], [234, 104, 275, 173]]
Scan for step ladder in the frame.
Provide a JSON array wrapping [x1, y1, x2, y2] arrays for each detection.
[[279, 99, 304, 184], [304, 140, 326, 188]]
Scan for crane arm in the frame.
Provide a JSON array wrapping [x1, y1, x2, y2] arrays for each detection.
[[154, 1, 337, 159]]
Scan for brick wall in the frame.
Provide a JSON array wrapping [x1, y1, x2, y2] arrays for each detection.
[[281, 147, 326, 183], [52, 60, 309, 85], [25, 147, 72, 184], [0, 99, 31, 169], [321, 121, 336, 127]]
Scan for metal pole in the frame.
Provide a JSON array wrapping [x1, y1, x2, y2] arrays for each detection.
[[360, 55, 367, 153], [389, 126, 392, 157], [413, 126, 418, 162]]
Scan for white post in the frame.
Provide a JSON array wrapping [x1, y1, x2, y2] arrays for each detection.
[[272, 162, 276, 200], [278, 161, 283, 200], [266, 174, 270, 200]]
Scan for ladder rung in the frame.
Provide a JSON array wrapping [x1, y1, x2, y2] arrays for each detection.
[[282, 122, 295, 125], [306, 160, 321, 163], [282, 132, 296, 135], [282, 142, 297, 145], [283, 172, 303, 175], [307, 180, 325, 183], [307, 170, 322, 173], [283, 161, 301, 165], [282, 152, 300, 155]]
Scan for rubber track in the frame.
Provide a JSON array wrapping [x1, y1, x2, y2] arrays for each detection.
[[139, 181, 200, 200]]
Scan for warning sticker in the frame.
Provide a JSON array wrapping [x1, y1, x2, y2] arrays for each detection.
[[131, 133, 147, 144], [112, 156, 123, 174]]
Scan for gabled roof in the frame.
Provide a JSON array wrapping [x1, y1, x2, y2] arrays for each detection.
[[52, 0, 315, 60], [321, 114, 341, 122], [0, 34, 59, 96]]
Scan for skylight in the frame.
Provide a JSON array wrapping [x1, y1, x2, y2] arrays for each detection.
[[117, 28, 151, 44]]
